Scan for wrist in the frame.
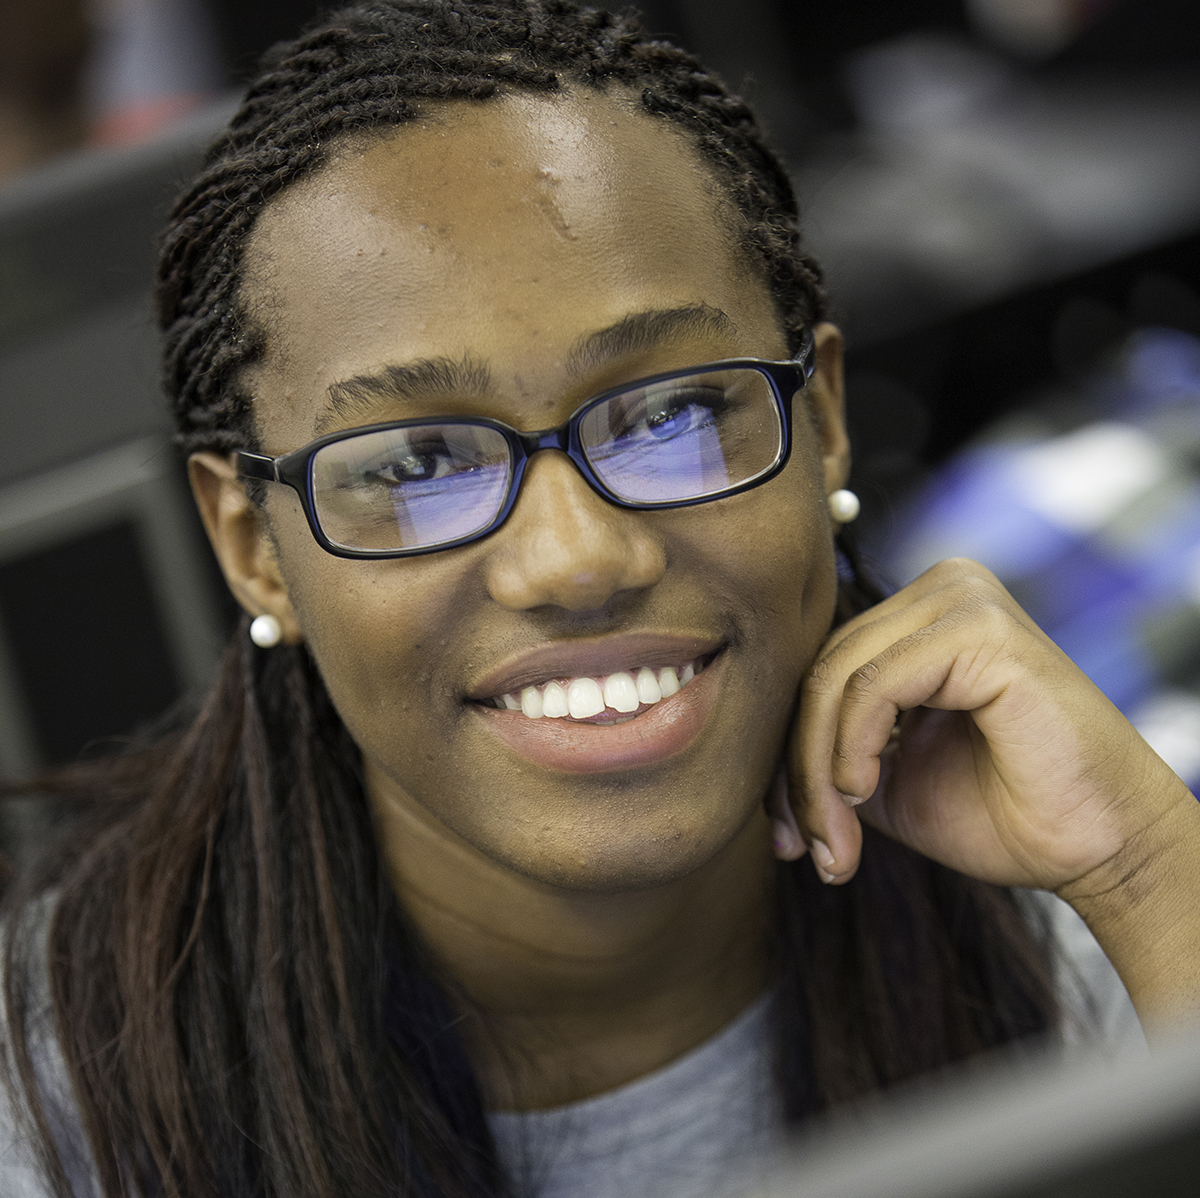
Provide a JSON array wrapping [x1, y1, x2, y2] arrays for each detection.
[[1056, 776, 1200, 1031]]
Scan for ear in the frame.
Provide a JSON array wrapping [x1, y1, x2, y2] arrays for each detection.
[[188, 452, 303, 644], [804, 322, 851, 495]]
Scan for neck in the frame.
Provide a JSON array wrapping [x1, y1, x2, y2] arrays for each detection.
[[366, 762, 776, 1110]]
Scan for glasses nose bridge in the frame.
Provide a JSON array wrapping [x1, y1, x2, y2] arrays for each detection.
[[510, 417, 597, 498], [517, 421, 574, 458]]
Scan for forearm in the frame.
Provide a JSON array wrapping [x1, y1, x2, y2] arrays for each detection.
[[1057, 776, 1200, 1033]]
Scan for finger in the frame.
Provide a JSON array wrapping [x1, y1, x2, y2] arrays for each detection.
[[790, 568, 1017, 883], [787, 694, 866, 884], [829, 620, 975, 800], [788, 620, 936, 884], [797, 588, 954, 807], [784, 732, 863, 883], [765, 767, 809, 862], [820, 558, 1013, 662]]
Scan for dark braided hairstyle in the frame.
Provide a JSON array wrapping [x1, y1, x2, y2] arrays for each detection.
[[157, 0, 825, 457], [1, 4, 1059, 1197]]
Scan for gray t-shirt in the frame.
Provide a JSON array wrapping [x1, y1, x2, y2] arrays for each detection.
[[0, 893, 1140, 1198], [488, 993, 780, 1198], [484, 892, 1143, 1198]]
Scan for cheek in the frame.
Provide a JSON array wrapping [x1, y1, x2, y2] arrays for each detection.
[[750, 518, 836, 705], [687, 454, 836, 653], [270, 514, 461, 748]]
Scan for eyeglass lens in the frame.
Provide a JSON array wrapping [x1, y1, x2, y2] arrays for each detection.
[[309, 367, 784, 552]]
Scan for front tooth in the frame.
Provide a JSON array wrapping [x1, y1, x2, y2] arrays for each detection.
[[603, 672, 639, 713], [635, 667, 662, 704], [502, 693, 522, 711], [520, 686, 544, 718], [658, 666, 680, 697], [542, 680, 569, 718], [680, 662, 695, 686], [567, 677, 605, 719]]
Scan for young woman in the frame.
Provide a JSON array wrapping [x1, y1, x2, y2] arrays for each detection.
[[4, 2, 1200, 1196]]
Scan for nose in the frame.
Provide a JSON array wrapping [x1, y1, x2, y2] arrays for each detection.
[[484, 451, 667, 612]]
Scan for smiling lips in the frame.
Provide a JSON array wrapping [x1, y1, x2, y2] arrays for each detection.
[[469, 637, 723, 773]]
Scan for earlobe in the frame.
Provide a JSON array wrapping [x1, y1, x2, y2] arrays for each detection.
[[188, 452, 303, 644], [806, 322, 851, 494]]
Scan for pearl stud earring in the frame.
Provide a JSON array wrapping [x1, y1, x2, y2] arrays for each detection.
[[827, 489, 860, 524], [249, 614, 282, 648]]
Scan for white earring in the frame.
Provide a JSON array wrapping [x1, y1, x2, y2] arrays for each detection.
[[249, 614, 282, 648], [828, 489, 860, 524]]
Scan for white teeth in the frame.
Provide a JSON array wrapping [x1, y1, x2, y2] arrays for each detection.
[[635, 667, 662, 705], [542, 680, 569, 718], [568, 677, 605, 719], [489, 657, 707, 719], [603, 671, 640, 713]]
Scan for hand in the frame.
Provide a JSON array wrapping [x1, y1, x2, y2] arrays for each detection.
[[785, 558, 1191, 891], [782, 557, 1200, 1027]]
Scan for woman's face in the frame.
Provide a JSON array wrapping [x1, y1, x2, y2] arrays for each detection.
[[234, 90, 847, 892]]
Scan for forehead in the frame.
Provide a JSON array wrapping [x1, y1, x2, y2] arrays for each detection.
[[244, 90, 778, 442]]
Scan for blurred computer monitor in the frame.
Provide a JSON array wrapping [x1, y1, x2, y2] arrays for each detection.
[[0, 103, 238, 812], [760, 1025, 1200, 1198]]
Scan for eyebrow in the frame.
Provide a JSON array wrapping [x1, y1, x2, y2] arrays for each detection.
[[565, 304, 739, 375], [317, 355, 493, 435], [314, 304, 739, 434]]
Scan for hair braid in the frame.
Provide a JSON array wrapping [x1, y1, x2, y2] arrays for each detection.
[[156, 0, 826, 457]]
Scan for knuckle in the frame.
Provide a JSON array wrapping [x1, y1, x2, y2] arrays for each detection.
[[935, 556, 999, 585], [948, 571, 1000, 609], [924, 559, 1007, 608], [939, 572, 1017, 632], [830, 735, 854, 766], [844, 659, 881, 698]]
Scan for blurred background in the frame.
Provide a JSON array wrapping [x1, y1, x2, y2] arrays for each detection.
[[2, 0, 1200, 860]]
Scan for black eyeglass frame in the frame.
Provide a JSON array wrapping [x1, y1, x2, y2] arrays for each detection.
[[234, 329, 816, 560]]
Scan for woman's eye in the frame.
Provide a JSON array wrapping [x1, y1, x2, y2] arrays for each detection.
[[620, 388, 724, 441], [374, 444, 458, 485]]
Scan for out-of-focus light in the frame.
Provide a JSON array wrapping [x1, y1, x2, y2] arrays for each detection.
[[1011, 422, 1166, 534], [1120, 328, 1200, 413], [966, 0, 1114, 58], [1129, 690, 1200, 784], [878, 327, 1200, 787]]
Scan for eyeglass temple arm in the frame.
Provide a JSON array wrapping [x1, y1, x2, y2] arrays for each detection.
[[794, 327, 816, 382], [234, 450, 277, 482]]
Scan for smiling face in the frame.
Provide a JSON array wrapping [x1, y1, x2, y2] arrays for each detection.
[[222, 88, 847, 893]]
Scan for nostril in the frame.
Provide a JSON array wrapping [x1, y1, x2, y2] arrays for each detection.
[[485, 536, 665, 612]]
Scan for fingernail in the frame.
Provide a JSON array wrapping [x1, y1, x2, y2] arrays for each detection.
[[839, 791, 865, 807], [811, 839, 836, 872], [772, 819, 806, 860]]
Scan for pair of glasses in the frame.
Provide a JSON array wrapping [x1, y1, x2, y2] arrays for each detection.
[[235, 330, 815, 559]]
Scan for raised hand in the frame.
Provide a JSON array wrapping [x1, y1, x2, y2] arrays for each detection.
[[785, 558, 1200, 1026]]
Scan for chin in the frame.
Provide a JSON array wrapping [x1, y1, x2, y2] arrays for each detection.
[[490, 812, 753, 894]]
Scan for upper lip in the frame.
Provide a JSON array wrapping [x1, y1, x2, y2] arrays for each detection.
[[466, 633, 724, 700]]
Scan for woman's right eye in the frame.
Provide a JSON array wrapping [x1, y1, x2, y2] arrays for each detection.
[[610, 385, 727, 443], [372, 442, 458, 485]]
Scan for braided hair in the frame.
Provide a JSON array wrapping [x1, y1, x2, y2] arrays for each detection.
[[156, 0, 825, 456]]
